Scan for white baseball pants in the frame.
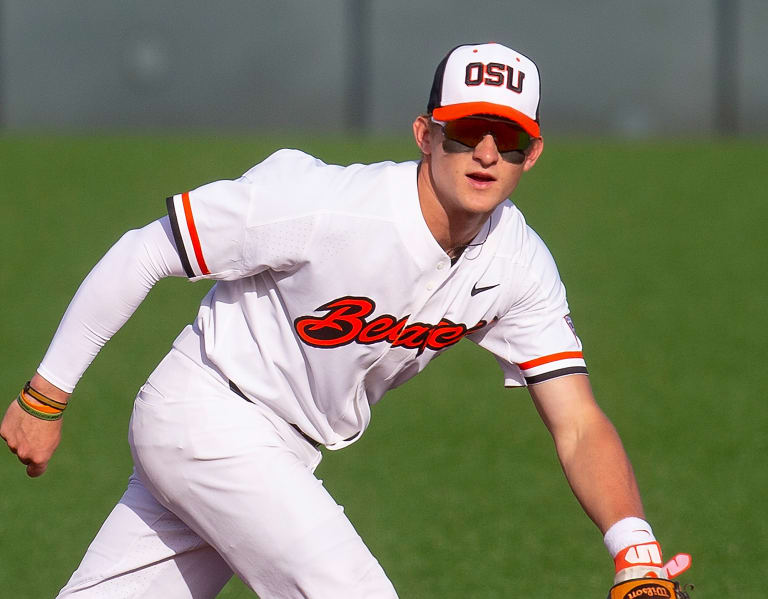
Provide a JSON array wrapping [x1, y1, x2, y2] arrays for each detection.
[[57, 349, 397, 598]]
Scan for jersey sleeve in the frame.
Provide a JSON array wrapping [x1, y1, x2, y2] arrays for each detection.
[[166, 181, 250, 280], [166, 150, 326, 281], [471, 229, 588, 387]]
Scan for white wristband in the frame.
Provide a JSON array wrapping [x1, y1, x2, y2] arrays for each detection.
[[603, 517, 656, 558]]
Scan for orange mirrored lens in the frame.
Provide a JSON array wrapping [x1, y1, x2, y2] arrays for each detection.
[[443, 117, 531, 153]]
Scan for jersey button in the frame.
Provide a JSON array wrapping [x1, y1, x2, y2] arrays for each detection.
[[437, 262, 446, 270], [426, 283, 434, 291]]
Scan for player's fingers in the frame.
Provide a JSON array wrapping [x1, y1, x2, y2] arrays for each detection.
[[2, 435, 20, 455], [15, 449, 49, 477], [22, 454, 48, 477], [26, 461, 47, 477], [0, 424, 10, 446]]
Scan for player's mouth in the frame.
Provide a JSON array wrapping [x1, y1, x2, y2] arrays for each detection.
[[466, 171, 496, 189]]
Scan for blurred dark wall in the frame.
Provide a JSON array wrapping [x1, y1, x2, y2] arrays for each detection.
[[1, 0, 765, 136]]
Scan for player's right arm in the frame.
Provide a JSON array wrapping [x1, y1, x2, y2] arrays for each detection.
[[4, 153, 324, 476], [1, 217, 186, 477]]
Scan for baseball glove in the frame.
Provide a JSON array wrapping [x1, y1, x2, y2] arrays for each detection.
[[608, 577, 693, 599]]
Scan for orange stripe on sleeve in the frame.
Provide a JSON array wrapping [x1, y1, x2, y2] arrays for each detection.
[[181, 192, 211, 275], [518, 351, 584, 370]]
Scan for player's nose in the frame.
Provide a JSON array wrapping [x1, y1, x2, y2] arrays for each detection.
[[472, 134, 501, 167]]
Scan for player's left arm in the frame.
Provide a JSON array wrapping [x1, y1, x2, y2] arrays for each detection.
[[527, 373, 645, 533], [528, 373, 693, 587]]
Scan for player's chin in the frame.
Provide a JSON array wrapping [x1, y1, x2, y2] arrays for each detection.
[[459, 184, 509, 213]]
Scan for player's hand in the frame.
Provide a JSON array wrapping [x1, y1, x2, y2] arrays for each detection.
[[613, 540, 692, 582], [610, 542, 693, 597], [1, 379, 68, 477], [613, 541, 665, 582]]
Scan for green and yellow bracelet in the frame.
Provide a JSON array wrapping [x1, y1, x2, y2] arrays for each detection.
[[16, 381, 66, 421]]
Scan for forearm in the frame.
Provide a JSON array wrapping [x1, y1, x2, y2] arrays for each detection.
[[554, 412, 645, 534], [37, 217, 185, 393], [529, 375, 645, 534]]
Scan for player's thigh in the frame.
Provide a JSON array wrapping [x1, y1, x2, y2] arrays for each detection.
[[130, 383, 397, 598], [57, 473, 232, 599], [176, 442, 393, 598]]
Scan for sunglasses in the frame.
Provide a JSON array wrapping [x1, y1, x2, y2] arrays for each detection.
[[432, 116, 532, 164]]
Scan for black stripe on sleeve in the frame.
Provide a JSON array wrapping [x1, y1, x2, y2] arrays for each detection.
[[166, 196, 195, 278], [524, 366, 589, 385]]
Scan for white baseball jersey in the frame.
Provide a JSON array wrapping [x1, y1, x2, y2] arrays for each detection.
[[165, 149, 587, 449]]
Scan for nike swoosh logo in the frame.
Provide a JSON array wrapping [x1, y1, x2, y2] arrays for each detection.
[[470, 282, 499, 296]]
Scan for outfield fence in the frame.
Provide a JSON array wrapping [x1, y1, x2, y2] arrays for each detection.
[[0, 0, 766, 137]]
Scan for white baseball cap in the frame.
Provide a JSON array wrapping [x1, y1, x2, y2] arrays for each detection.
[[427, 43, 541, 138]]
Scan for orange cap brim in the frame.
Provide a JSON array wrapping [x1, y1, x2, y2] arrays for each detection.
[[432, 102, 540, 138]]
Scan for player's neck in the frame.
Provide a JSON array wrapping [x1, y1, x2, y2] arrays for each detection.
[[416, 161, 491, 256]]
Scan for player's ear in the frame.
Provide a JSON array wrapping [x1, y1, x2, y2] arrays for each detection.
[[413, 115, 433, 155], [522, 137, 544, 172]]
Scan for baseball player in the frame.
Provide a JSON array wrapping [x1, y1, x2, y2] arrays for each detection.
[[1, 43, 690, 598]]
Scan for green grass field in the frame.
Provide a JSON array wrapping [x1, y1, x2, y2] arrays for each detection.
[[1, 133, 766, 598]]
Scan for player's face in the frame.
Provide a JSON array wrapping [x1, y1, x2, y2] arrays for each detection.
[[413, 115, 543, 217]]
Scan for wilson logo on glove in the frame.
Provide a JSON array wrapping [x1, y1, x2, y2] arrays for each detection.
[[608, 578, 692, 599], [622, 582, 673, 598]]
